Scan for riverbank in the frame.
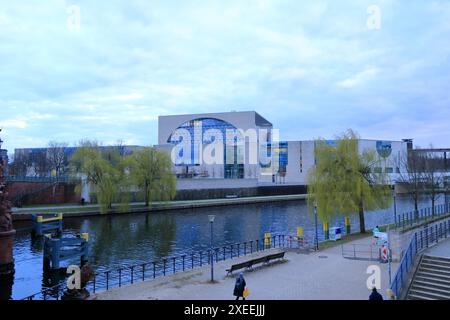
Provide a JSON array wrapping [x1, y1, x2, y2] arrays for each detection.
[[95, 235, 396, 300], [11, 194, 307, 221]]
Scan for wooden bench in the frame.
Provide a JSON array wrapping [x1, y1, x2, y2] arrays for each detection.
[[226, 251, 286, 275]]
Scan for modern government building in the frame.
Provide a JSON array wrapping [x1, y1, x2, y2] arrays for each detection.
[[11, 111, 413, 199], [154, 111, 411, 194]]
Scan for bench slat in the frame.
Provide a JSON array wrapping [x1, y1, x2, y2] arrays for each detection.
[[226, 251, 286, 275]]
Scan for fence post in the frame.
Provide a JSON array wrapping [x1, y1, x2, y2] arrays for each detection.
[[106, 271, 110, 291], [153, 262, 156, 278], [223, 247, 226, 261], [436, 225, 439, 244], [426, 228, 429, 247], [142, 264, 146, 281], [131, 266, 134, 284], [244, 242, 247, 256], [118, 269, 122, 287], [173, 257, 176, 274], [250, 241, 253, 254], [182, 255, 186, 271], [420, 230, 423, 250], [163, 259, 167, 276], [200, 252, 203, 266], [353, 245, 356, 259], [237, 244, 240, 257], [414, 233, 418, 254]]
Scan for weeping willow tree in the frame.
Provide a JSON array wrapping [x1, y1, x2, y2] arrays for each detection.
[[307, 129, 392, 233], [125, 147, 176, 207], [71, 140, 127, 214]]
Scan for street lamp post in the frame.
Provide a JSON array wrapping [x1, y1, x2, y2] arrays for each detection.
[[393, 191, 397, 228], [314, 205, 319, 251], [208, 215, 215, 282]]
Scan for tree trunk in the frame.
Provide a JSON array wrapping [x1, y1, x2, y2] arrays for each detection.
[[414, 196, 419, 220], [431, 196, 435, 216], [359, 201, 366, 234], [144, 182, 149, 207]]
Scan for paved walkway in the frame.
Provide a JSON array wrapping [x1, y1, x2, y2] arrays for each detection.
[[425, 238, 450, 258], [95, 236, 396, 300]]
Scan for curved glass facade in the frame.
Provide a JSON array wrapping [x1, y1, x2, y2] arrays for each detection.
[[168, 118, 244, 179]]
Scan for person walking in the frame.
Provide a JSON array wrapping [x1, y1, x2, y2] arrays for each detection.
[[369, 287, 384, 301], [233, 273, 246, 300]]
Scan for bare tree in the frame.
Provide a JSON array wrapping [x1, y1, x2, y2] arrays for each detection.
[[47, 141, 68, 177], [422, 148, 444, 216], [9, 152, 31, 176], [31, 151, 50, 177], [397, 150, 426, 219]]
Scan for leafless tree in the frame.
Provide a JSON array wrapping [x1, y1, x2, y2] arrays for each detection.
[[422, 148, 445, 216], [9, 152, 32, 176], [31, 150, 50, 177], [397, 150, 426, 219], [47, 141, 68, 176]]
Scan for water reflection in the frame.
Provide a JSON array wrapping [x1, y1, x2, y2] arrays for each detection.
[[8, 195, 446, 299]]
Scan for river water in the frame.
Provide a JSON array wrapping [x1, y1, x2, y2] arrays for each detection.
[[2, 194, 447, 300]]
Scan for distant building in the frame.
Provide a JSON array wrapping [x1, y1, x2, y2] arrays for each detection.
[[12, 145, 142, 177], [155, 111, 410, 189]]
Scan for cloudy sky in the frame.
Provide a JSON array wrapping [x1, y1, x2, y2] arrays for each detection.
[[1, 0, 450, 152]]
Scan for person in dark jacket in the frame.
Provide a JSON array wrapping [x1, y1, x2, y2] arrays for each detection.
[[369, 288, 384, 301], [233, 273, 246, 300]]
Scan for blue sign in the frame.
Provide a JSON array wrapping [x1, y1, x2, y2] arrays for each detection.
[[376, 141, 392, 158]]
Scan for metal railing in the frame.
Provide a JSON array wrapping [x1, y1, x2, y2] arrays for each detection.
[[6, 175, 79, 183], [395, 203, 450, 231], [390, 217, 450, 299], [341, 244, 382, 261], [22, 234, 288, 300]]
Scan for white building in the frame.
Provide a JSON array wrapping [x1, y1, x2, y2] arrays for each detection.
[[155, 111, 410, 190]]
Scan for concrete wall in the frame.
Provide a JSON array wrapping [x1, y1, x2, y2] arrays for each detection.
[[177, 178, 258, 190], [174, 184, 307, 201]]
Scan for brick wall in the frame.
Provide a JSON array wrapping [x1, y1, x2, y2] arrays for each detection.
[[7, 181, 80, 206]]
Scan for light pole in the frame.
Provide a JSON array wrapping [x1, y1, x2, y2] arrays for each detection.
[[208, 215, 215, 282], [314, 205, 319, 251], [393, 190, 397, 228]]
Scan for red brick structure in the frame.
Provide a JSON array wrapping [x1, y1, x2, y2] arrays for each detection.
[[8, 181, 80, 206]]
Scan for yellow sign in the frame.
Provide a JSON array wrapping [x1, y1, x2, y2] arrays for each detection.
[[323, 222, 329, 232], [264, 233, 271, 246], [81, 233, 89, 242], [345, 217, 351, 226], [297, 227, 304, 238]]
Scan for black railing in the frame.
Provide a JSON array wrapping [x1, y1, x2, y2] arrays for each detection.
[[22, 234, 288, 300], [6, 175, 78, 183], [395, 203, 450, 230]]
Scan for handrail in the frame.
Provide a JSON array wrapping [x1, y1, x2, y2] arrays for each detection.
[[395, 202, 450, 231], [390, 217, 450, 299], [21, 234, 288, 300]]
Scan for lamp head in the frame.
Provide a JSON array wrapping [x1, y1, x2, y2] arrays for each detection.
[[208, 215, 215, 223]]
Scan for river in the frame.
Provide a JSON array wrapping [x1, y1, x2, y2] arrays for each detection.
[[2, 194, 447, 300]]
